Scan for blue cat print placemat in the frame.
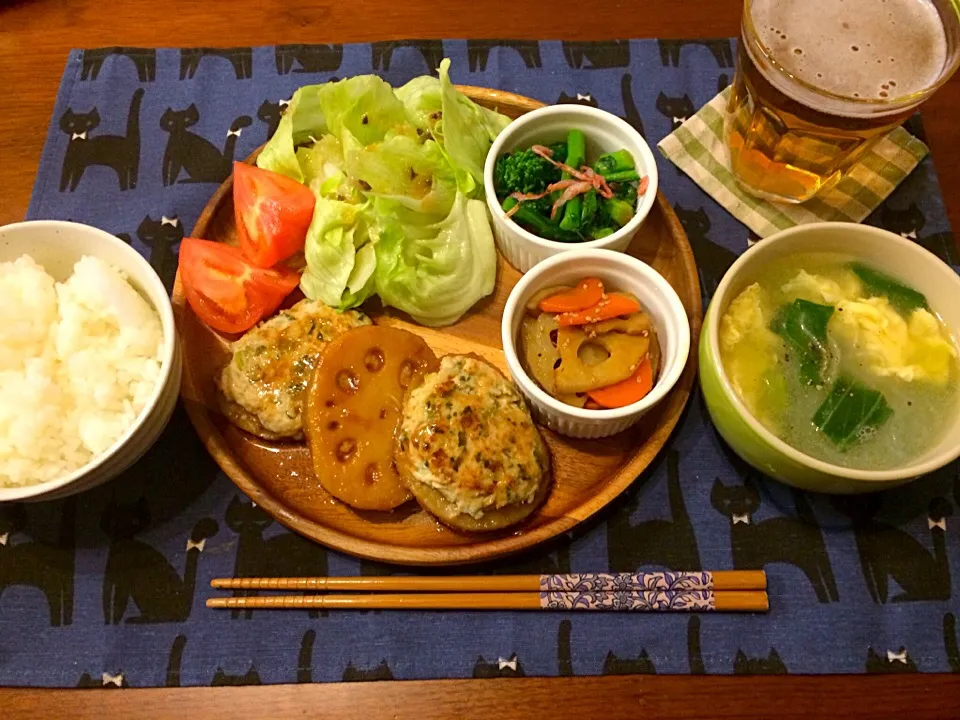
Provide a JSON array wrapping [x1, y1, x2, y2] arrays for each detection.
[[5, 40, 959, 687]]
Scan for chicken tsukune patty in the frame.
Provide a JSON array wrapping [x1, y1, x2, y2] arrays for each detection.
[[394, 355, 551, 531], [217, 299, 371, 440]]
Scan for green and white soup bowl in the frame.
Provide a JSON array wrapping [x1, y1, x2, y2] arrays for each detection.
[[699, 222, 960, 494]]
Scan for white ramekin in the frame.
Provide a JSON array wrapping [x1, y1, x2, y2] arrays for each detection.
[[484, 104, 659, 274], [502, 249, 690, 439], [0, 220, 181, 502]]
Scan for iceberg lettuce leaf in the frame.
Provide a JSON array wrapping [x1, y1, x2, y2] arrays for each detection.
[[345, 133, 458, 222], [262, 61, 504, 324], [256, 86, 328, 182], [396, 76, 442, 131], [436, 58, 511, 192], [257, 112, 301, 181], [300, 197, 374, 309], [295, 135, 351, 199], [318, 75, 411, 146], [341, 242, 378, 308], [257, 74, 412, 182], [374, 193, 496, 326]]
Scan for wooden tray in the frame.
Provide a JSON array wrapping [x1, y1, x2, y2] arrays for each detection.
[[172, 86, 702, 566]]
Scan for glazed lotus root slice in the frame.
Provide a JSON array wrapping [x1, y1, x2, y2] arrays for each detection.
[[554, 327, 650, 394], [519, 313, 587, 407], [305, 326, 439, 511]]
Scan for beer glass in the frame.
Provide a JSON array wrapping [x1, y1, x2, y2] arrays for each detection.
[[726, 0, 960, 204]]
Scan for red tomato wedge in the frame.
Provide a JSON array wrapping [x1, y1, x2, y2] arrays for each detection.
[[587, 357, 654, 408], [556, 293, 641, 327], [179, 238, 300, 334], [538, 277, 604, 313], [233, 161, 315, 268]]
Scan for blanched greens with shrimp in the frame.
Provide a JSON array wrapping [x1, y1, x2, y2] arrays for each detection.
[[493, 131, 649, 242]]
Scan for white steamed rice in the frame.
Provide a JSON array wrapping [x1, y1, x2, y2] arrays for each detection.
[[0, 255, 163, 487]]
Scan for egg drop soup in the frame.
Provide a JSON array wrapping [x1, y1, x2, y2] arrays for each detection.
[[719, 253, 960, 470]]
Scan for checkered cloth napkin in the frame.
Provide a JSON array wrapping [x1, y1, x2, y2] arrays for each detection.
[[657, 88, 930, 238]]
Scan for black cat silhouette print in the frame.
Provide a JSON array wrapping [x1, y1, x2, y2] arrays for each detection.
[[467, 39, 542, 72], [59, 88, 143, 191], [160, 105, 252, 185]]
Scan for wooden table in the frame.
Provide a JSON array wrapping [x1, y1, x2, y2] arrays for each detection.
[[2, 1, 960, 717]]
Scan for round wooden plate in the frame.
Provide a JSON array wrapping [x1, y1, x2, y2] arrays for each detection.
[[173, 86, 702, 565]]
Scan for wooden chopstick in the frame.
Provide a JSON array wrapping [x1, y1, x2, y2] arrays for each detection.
[[207, 590, 768, 612], [210, 570, 766, 593]]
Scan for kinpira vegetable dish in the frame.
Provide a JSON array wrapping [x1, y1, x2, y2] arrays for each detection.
[[519, 278, 661, 409], [719, 254, 960, 470], [179, 62, 552, 531], [494, 132, 650, 242]]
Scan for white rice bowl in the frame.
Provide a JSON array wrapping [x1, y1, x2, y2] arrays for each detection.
[[0, 254, 163, 488]]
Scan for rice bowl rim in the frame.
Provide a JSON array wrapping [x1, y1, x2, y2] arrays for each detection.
[[0, 220, 178, 502]]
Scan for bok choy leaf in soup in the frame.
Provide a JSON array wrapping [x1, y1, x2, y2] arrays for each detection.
[[771, 299, 835, 386], [813, 376, 893, 450], [850, 262, 928, 314]]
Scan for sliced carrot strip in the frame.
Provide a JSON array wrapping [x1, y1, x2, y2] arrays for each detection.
[[539, 278, 605, 313], [556, 293, 641, 327], [587, 356, 654, 408]]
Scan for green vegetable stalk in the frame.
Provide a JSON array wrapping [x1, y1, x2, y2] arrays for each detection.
[[603, 170, 640, 183], [559, 130, 587, 232], [593, 149, 635, 176], [603, 197, 635, 228], [494, 133, 641, 242], [503, 197, 580, 242], [580, 189, 598, 229]]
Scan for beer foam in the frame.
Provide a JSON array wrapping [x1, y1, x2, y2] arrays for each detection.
[[752, 0, 947, 104]]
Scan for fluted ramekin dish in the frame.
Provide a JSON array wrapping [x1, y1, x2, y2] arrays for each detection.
[[502, 248, 689, 439], [484, 104, 659, 273]]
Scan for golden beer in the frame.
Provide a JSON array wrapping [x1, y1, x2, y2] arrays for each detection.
[[726, 0, 960, 203]]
